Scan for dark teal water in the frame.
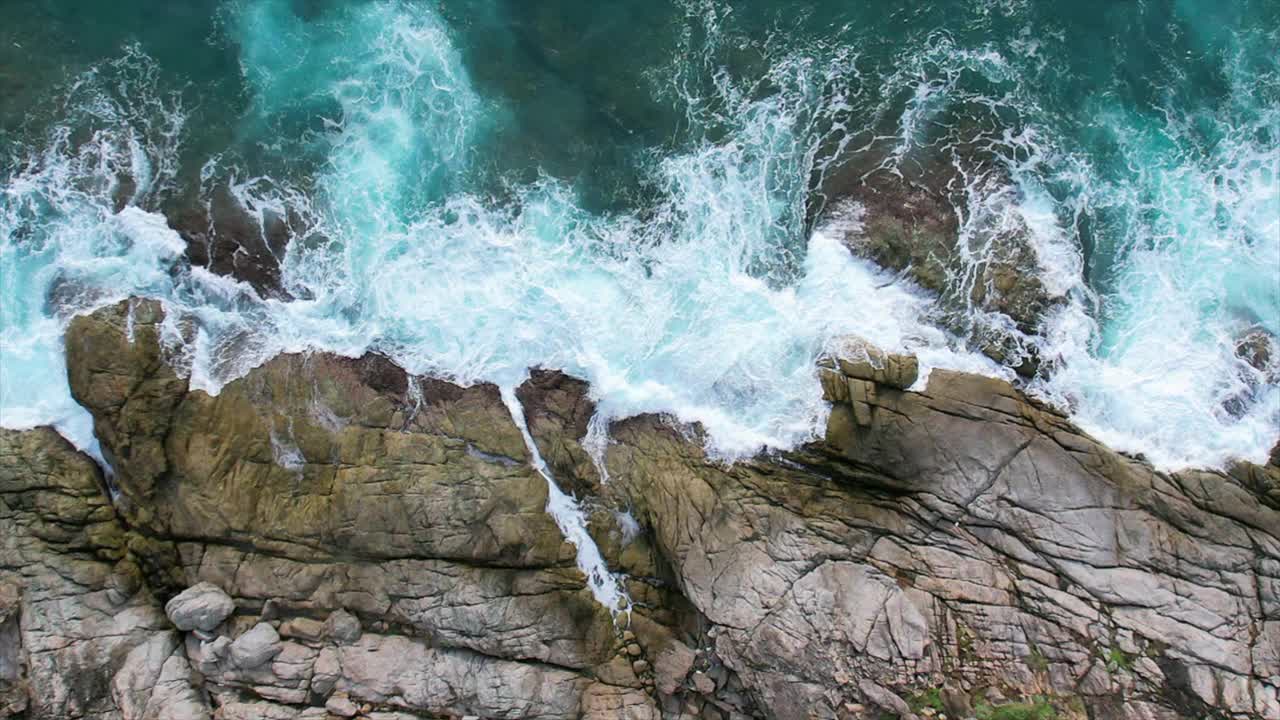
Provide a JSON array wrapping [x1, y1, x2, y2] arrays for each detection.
[[1, 0, 1277, 468]]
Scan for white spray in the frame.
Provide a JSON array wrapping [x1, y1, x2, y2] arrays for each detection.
[[499, 385, 631, 618]]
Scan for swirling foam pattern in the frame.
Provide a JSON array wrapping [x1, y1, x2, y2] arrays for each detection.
[[1, 0, 1277, 470]]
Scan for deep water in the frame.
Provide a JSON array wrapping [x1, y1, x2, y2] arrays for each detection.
[[1, 0, 1277, 469]]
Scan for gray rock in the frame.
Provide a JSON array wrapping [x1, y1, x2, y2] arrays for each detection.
[[0, 585, 24, 716], [0, 429, 207, 720], [324, 609, 362, 644], [165, 582, 235, 632], [230, 622, 282, 669], [205, 635, 232, 662], [113, 631, 211, 720], [332, 633, 588, 718], [311, 645, 341, 696]]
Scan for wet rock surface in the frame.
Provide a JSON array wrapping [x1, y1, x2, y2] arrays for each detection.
[[165, 186, 299, 301], [0, 299, 1275, 719], [818, 158, 1070, 376]]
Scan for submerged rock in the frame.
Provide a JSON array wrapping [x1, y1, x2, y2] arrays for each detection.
[[166, 185, 300, 301], [0, 299, 1275, 719], [819, 157, 1070, 377]]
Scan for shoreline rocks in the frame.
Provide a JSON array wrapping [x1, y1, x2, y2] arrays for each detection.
[[0, 298, 1275, 719], [165, 185, 300, 301]]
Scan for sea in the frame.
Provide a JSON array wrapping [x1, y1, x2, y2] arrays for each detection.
[[2, 0, 1277, 471]]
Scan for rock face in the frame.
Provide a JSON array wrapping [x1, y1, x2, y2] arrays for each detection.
[[0, 427, 201, 719], [0, 298, 1276, 720], [44, 299, 659, 719], [608, 349, 1280, 719]]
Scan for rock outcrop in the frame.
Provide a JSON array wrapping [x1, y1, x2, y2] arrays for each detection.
[[166, 186, 300, 301], [0, 427, 205, 719], [1, 299, 1276, 720], [607, 349, 1280, 719], [817, 158, 1071, 376], [42, 299, 663, 719]]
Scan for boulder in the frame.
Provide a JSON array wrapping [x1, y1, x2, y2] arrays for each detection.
[[165, 582, 235, 632], [230, 622, 282, 669]]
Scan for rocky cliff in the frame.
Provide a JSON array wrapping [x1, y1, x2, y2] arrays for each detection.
[[0, 300, 1276, 720]]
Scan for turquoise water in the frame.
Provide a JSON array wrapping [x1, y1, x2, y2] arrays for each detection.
[[1, 0, 1277, 469]]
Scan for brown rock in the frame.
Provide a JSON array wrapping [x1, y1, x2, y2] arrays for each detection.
[[652, 640, 696, 696], [515, 368, 603, 495], [64, 299, 188, 522]]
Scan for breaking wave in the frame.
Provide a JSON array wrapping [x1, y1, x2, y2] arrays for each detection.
[[2, 0, 1277, 471]]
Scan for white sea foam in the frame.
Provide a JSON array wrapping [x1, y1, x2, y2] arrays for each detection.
[[1, 3, 1276, 480], [0, 51, 187, 459], [1028, 105, 1280, 469], [500, 386, 630, 616]]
